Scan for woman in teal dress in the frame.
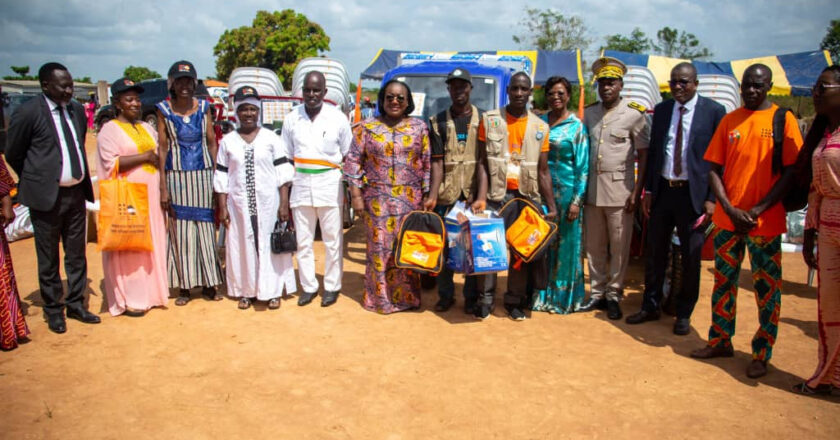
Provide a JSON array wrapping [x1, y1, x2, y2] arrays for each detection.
[[532, 76, 589, 314]]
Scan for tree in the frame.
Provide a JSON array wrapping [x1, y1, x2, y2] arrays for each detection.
[[601, 28, 651, 54], [3, 65, 36, 80], [512, 8, 592, 51], [123, 65, 161, 83], [653, 26, 712, 59], [821, 19, 840, 64], [213, 9, 330, 88]]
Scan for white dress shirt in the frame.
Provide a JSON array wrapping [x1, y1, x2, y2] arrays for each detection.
[[44, 95, 85, 186], [279, 103, 352, 208], [661, 93, 698, 181]]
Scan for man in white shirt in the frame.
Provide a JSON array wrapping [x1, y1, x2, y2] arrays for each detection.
[[279, 71, 352, 307], [6, 62, 99, 333], [627, 63, 726, 334]]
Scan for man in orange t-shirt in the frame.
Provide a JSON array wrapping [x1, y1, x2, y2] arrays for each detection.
[[691, 64, 803, 380]]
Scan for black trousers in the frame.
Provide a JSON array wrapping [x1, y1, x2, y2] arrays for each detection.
[[29, 184, 88, 316], [642, 178, 705, 319]]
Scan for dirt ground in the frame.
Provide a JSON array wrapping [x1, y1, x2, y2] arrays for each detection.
[[0, 134, 838, 439]]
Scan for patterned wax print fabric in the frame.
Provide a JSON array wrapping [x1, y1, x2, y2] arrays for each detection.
[[0, 159, 29, 350], [343, 117, 431, 314], [804, 126, 840, 388], [156, 99, 223, 289], [532, 114, 589, 314]]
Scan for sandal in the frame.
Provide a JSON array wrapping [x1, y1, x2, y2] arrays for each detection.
[[175, 290, 191, 306], [238, 298, 252, 310], [268, 298, 281, 310], [202, 287, 223, 301], [123, 308, 146, 317], [791, 382, 833, 396]]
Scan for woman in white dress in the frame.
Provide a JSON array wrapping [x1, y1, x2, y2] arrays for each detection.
[[213, 86, 296, 309]]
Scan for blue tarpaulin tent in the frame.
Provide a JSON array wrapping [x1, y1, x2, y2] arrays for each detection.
[[604, 49, 833, 96], [360, 49, 583, 85]]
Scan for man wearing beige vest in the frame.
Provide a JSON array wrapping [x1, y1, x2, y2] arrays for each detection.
[[579, 57, 650, 320], [476, 72, 557, 321], [425, 68, 494, 316]]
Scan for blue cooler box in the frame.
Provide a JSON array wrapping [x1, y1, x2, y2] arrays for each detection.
[[445, 217, 508, 274]]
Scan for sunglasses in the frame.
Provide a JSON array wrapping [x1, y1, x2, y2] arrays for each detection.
[[385, 94, 406, 103], [812, 83, 840, 94], [546, 91, 567, 98]]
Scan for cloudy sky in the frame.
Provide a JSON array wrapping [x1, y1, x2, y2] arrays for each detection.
[[0, 0, 834, 84]]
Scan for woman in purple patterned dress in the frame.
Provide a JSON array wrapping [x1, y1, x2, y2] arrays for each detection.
[[344, 80, 431, 314]]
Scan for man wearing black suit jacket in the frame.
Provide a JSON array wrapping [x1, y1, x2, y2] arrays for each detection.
[[5, 62, 100, 334], [625, 63, 726, 335]]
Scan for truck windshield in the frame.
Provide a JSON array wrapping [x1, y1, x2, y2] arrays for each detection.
[[397, 75, 496, 120]]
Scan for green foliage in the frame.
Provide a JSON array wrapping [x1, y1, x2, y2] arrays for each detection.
[[653, 26, 712, 59], [3, 65, 36, 80], [349, 82, 357, 93], [213, 9, 330, 88], [512, 8, 592, 51], [75, 76, 92, 84], [821, 19, 840, 64], [602, 28, 651, 53], [123, 65, 161, 83]]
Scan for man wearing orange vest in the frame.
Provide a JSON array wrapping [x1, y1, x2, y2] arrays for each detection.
[[476, 72, 557, 321]]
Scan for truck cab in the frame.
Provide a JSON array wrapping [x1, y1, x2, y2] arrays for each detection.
[[381, 61, 515, 119]]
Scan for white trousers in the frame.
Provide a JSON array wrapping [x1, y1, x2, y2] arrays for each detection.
[[292, 205, 343, 293]]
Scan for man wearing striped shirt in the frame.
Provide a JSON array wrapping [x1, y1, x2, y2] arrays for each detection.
[[279, 71, 352, 307]]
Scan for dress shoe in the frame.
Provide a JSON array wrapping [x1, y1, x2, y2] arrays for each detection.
[[66, 308, 101, 324], [606, 300, 622, 320], [673, 318, 691, 335], [625, 309, 660, 324], [463, 299, 477, 315], [690, 344, 734, 359], [746, 360, 768, 379], [474, 303, 493, 320], [434, 297, 455, 312], [321, 291, 339, 307], [298, 291, 318, 306], [45, 313, 66, 334], [579, 297, 606, 312]]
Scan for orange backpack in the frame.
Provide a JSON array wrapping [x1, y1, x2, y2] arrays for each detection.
[[394, 211, 446, 273], [498, 198, 557, 263]]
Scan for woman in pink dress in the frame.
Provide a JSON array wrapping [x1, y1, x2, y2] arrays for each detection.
[[799, 65, 840, 395], [96, 78, 168, 317], [85, 96, 96, 130]]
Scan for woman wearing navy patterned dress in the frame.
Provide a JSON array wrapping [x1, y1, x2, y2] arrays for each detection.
[[156, 60, 223, 305]]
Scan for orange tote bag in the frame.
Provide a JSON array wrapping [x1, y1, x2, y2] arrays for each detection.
[[97, 162, 153, 252]]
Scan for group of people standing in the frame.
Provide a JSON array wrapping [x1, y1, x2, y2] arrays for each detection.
[[0, 57, 838, 397]]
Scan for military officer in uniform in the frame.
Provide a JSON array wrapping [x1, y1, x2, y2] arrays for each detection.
[[425, 68, 493, 315], [579, 57, 650, 320]]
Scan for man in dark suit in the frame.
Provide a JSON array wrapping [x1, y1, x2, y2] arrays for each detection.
[[5, 62, 99, 334], [625, 63, 726, 335]]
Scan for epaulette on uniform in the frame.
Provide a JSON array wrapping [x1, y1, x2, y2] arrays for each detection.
[[627, 101, 646, 113]]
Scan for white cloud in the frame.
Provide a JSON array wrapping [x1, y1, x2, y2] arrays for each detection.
[[0, 0, 831, 84]]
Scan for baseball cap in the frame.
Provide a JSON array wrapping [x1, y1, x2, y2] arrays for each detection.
[[168, 60, 197, 80], [110, 77, 144, 96], [445, 68, 472, 84]]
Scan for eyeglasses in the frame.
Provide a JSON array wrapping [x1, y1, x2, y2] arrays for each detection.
[[546, 91, 567, 98], [385, 94, 406, 103], [668, 79, 694, 87], [812, 83, 840, 94]]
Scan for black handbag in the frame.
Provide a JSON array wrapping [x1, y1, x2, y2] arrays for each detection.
[[271, 220, 297, 254]]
